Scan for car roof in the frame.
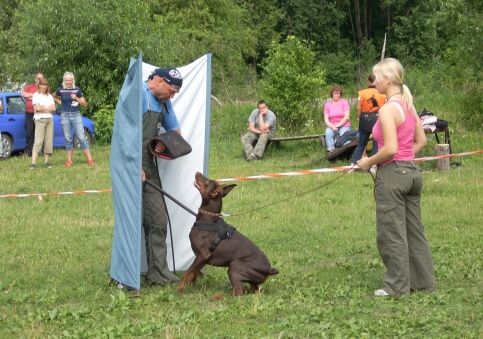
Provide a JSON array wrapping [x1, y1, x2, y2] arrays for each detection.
[[0, 92, 22, 97]]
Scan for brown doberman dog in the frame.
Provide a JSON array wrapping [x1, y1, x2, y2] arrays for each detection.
[[178, 172, 279, 296]]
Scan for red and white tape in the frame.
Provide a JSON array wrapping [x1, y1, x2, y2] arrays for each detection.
[[0, 189, 113, 199], [1, 150, 482, 198], [216, 150, 483, 182]]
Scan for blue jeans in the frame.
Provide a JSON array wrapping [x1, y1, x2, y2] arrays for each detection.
[[325, 126, 350, 149], [351, 131, 378, 163], [60, 112, 89, 151]]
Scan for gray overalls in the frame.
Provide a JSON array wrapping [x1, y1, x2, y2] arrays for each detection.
[[141, 100, 179, 284]]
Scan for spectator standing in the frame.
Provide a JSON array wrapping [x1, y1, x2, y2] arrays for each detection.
[[324, 86, 350, 153], [53, 72, 94, 166], [350, 74, 386, 167], [21, 73, 44, 156], [357, 58, 436, 297], [240, 100, 276, 161], [30, 78, 55, 169], [141, 67, 184, 285]]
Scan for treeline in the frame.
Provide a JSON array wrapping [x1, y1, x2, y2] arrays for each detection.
[[1, 0, 482, 129]]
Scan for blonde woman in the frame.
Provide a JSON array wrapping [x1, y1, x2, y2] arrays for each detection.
[[53, 72, 94, 166], [30, 78, 55, 169], [357, 58, 435, 297]]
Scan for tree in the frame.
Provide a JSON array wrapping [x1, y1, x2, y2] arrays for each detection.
[[260, 36, 325, 129], [237, 0, 284, 71], [278, 0, 353, 54], [3, 0, 151, 116], [148, 0, 261, 101]]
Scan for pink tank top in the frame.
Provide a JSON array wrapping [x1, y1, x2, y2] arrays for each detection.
[[372, 100, 416, 166]]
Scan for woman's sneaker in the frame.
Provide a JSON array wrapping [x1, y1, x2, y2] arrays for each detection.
[[374, 289, 389, 296], [44, 162, 52, 168], [29, 164, 36, 170]]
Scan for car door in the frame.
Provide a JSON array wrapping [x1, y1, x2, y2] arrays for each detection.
[[52, 114, 66, 147], [4, 95, 27, 152]]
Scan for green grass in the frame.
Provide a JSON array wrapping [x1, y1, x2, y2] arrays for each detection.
[[1, 99, 483, 338]]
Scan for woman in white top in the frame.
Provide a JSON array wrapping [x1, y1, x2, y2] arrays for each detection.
[[31, 78, 56, 169]]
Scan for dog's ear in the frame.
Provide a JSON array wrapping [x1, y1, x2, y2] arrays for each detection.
[[210, 185, 224, 199], [221, 184, 237, 197], [209, 184, 236, 199]]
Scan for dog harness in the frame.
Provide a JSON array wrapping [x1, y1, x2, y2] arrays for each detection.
[[192, 219, 236, 253]]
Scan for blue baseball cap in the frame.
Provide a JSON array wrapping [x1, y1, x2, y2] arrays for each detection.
[[149, 68, 183, 89]]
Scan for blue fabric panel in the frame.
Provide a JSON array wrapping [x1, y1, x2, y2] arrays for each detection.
[[109, 55, 143, 290]]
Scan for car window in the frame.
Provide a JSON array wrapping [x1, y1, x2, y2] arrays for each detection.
[[0, 99, 3, 114], [7, 96, 26, 114]]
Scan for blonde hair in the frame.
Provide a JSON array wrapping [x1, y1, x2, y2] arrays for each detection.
[[62, 72, 76, 89], [373, 58, 414, 114]]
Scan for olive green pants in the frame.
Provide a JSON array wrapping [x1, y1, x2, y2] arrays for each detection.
[[375, 161, 436, 296], [241, 130, 275, 159]]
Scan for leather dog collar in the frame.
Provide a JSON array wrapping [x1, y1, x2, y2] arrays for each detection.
[[198, 209, 221, 217]]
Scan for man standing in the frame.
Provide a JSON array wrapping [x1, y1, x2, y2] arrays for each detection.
[[241, 100, 276, 161], [141, 67, 183, 285], [350, 74, 386, 167], [21, 73, 44, 156]]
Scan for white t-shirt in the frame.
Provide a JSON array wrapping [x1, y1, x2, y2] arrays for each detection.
[[32, 92, 55, 120]]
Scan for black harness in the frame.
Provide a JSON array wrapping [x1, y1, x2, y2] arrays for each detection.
[[192, 219, 236, 253]]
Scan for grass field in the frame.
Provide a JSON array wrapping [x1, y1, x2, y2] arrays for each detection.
[[1, 99, 483, 338]]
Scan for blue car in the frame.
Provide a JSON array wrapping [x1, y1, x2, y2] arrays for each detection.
[[0, 92, 95, 159]]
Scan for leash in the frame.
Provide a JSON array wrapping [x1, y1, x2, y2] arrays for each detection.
[[147, 165, 357, 218], [145, 180, 198, 217], [223, 166, 355, 217]]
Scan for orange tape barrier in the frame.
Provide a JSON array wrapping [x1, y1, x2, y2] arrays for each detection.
[[216, 149, 483, 182], [1, 150, 482, 198], [0, 189, 113, 199]]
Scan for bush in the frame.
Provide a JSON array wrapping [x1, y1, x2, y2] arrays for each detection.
[[319, 52, 357, 91], [259, 36, 326, 131], [459, 87, 483, 130], [92, 105, 115, 145]]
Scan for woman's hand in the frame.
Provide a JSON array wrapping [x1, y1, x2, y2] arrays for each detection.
[[357, 156, 372, 171]]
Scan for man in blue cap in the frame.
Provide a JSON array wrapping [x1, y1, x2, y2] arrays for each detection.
[[141, 67, 183, 285]]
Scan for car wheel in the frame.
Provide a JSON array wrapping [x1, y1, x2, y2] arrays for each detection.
[[73, 128, 93, 148], [1, 134, 13, 159]]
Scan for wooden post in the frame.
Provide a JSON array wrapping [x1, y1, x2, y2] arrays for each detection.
[[435, 144, 450, 171], [381, 33, 387, 61]]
